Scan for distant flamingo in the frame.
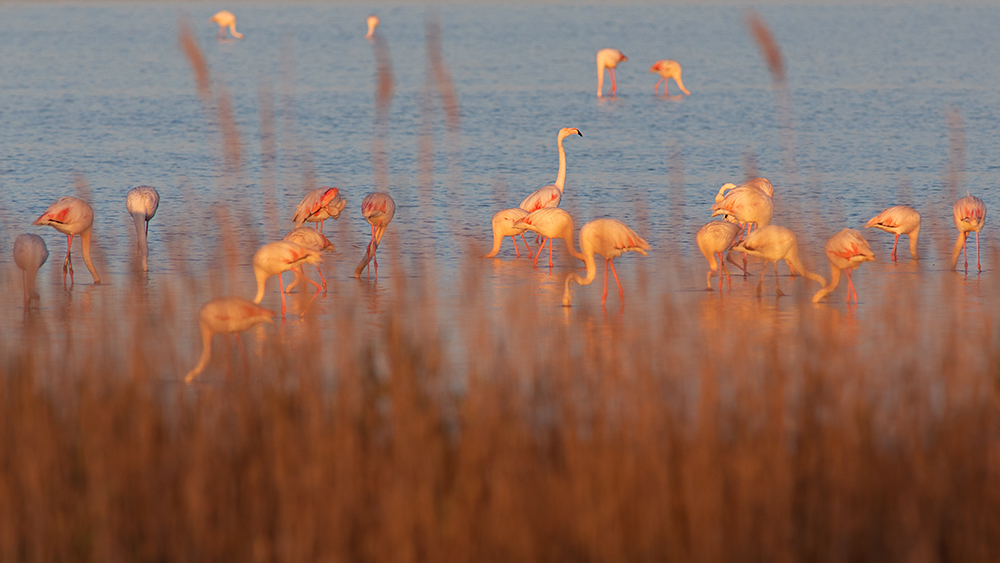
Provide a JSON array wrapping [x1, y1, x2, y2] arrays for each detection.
[[951, 192, 987, 272], [696, 220, 743, 291], [33, 196, 101, 285], [125, 185, 160, 272], [184, 297, 275, 384], [649, 60, 690, 96], [519, 127, 583, 213], [597, 48, 628, 97], [283, 227, 335, 292], [13, 234, 48, 309], [864, 205, 920, 261], [732, 225, 825, 297], [210, 10, 243, 40], [714, 178, 774, 203], [366, 15, 379, 39], [292, 187, 346, 232], [812, 229, 875, 305], [354, 192, 396, 279], [253, 241, 323, 318], [484, 208, 533, 259], [515, 208, 586, 268], [562, 219, 649, 307]]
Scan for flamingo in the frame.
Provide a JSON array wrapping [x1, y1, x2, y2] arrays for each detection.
[[732, 225, 826, 297], [210, 10, 243, 40], [597, 48, 628, 97], [13, 234, 48, 309], [951, 192, 987, 272], [562, 218, 650, 307], [514, 208, 586, 269], [253, 241, 323, 318], [714, 178, 774, 203], [33, 196, 101, 285], [292, 187, 346, 233], [519, 127, 583, 213], [184, 297, 275, 384], [864, 205, 920, 261], [696, 220, 743, 291], [366, 14, 379, 40], [283, 227, 335, 292], [649, 60, 690, 96], [484, 208, 533, 259], [812, 229, 875, 305], [712, 183, 774, 273], [354, 192, 395, 279], [125, 185, 160, 272]]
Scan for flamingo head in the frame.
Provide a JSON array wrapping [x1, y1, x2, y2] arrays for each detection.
[[559, 127, 583, 139]]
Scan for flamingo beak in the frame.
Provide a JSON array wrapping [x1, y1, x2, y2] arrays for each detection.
[[576, 130, 583, 137]]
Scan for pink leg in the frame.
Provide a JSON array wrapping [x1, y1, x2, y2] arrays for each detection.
[[654, 78, 663, 94], [300, 268, 323, 294], [316, 265, 327, 291], [278, 272, 287, 317], [609, 259, 624, 303], [602, 259, 610, 306], [964, 235, 969, 271], [891, 234, 900, 261], [510, 236, 521, 258], [977, 231, 982, 271], [548, 238, 554, 269], [520, 234, 533, 258], [533, 238, 547, 268], [610, 68, 617, 96], [319, 221, 324, 233], [64, 234, 75, 285]]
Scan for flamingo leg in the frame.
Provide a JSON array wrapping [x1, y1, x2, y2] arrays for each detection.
[[316, 265, 327, 291], [977, 231, 982, 271], [278, 272, 287, 318], [610, 68, 617, 96], [609, 259, 624, 303], [719, 252, 732, 291], [774, 262, 784, 296], [891, 234, 900, 261], [602, 259, 610, 306], [64, 234, 75, 285], [520, 234, 533, 258], [319, 221, 324, 233], [963, 234, 969, 271], [510, 236, 521, 258], [756, 263, 768, 296], [533, 238, 547, 268], [548, 238, 554, 269], [845, 268, 855, 305], [654, 78, 663, 94], [301, 268, 323, 294]]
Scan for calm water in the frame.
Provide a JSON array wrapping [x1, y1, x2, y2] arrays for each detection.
[[1, 3, 998, 379]]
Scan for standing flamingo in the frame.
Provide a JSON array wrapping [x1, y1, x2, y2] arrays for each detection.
[[515, 208, 586, 269], [354, 192, 395, 279], [484, 208, 533, 259], [210, 10, 243, 40], [284, 227, 335, 292], [951, 192, 987, 272], [712, 184, 774, 273], [864, 205, 921, 261], [125, 185, 160, 272], [366, 15, 379, 39], [184, 297, 275, 384], [13, 234, 48, 309], [253, 241, 323, 318], [562, 219, 650, 307], [732, 225, 826, 297], [519, 128, 583, 213], [33, 196, 101, 285], [597, 48, 628, 97], [696, 220, 743, 291], [649, 60, 691, 96], [292, 187, 346, 232], [714, 178, 774, 203], [813, 229, 875, 305]]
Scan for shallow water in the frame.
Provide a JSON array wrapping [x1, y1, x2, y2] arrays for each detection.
[[1, 3, 998, 381]]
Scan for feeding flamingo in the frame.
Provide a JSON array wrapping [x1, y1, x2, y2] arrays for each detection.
[[366, 15, 379, 39], [515, 208, 586, 269], [484, 208, 533, 259], [951, 192, 986, 272], [184, 297, 275, 384], [210, 10, 243, 40], [696, 220, 744, 291], [292, 187, 346, 232], [864, 205, 921, 261], [125, 185, 160, 272], [812, 229, 875, 305], [283, 227, 335, 292], [253, 241, 323, 318], [519, 127, 583, 213], [649, 60, 690, 96], [13, 234, 48, 309], [33, 196, 101, 285], [562, 218, 649, 307], [732, 225, 826, 297], [597, 48, 628, 97], [714, 178, 774, 203], [712, 183, 774, 273], [354, 192, 395, 279]]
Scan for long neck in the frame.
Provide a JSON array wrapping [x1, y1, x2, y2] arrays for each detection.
[[812, 265, 842, 303], [354, 245, 375, 278], [951, 231, 968, 269], [132, 212, 149, 271], [560, 232, 585, 262], [786, 247, 826, 287], [484, 230, 504, 258], [562, 250, 597, 306], [184, 323, 215, 383], [554, 135, 568, 192], [80, 228, 101, 284], [597, 62, 605, 97], [908, 226, 920, 260], [254, 268, 269, 304]]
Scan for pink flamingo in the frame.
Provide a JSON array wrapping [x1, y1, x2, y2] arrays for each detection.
[[33, 196, 101, 285], [864, 205, 920, 261], [366, 15, 379, 39], [283, 227, 335, 292], [515, 208, 586, 268], [125, 185, 160, 272], [519, 127, 583, 213], [812, 229, 875, 305], [649, 60, 690, 96], [13, 233, 48, 309], [712, 184, 774, 273], [714, 178, 774, 203], [732, 225, 826, 297], [210, 10, 243, 40], [597, 48, 628, 97], [293, 187, 346, 232], [184, 297, 275, 384], [562, 218, 649, 307], [696, 220, 744, 291], [484, 208, 533, 259], [253, 241, 323, 318], [354, 192, 395, 279], [951, 192, 986, 272]]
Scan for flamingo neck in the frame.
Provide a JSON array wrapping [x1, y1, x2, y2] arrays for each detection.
[[786, 247, 826, 288], [80, 229, 101, 284], [560, 232, 586, 262], [562, 250, 597, 305], [484, 230, 504, 258], [254, 267, 269, 304], [812, 265, 842, 303], [909, 225, 921, 259], [132, 212, 149, 272], [554, 135, 568, 192], [951, 231, 968, 269], [597, 61, 606, 97], [184, 323, 215, 383]]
